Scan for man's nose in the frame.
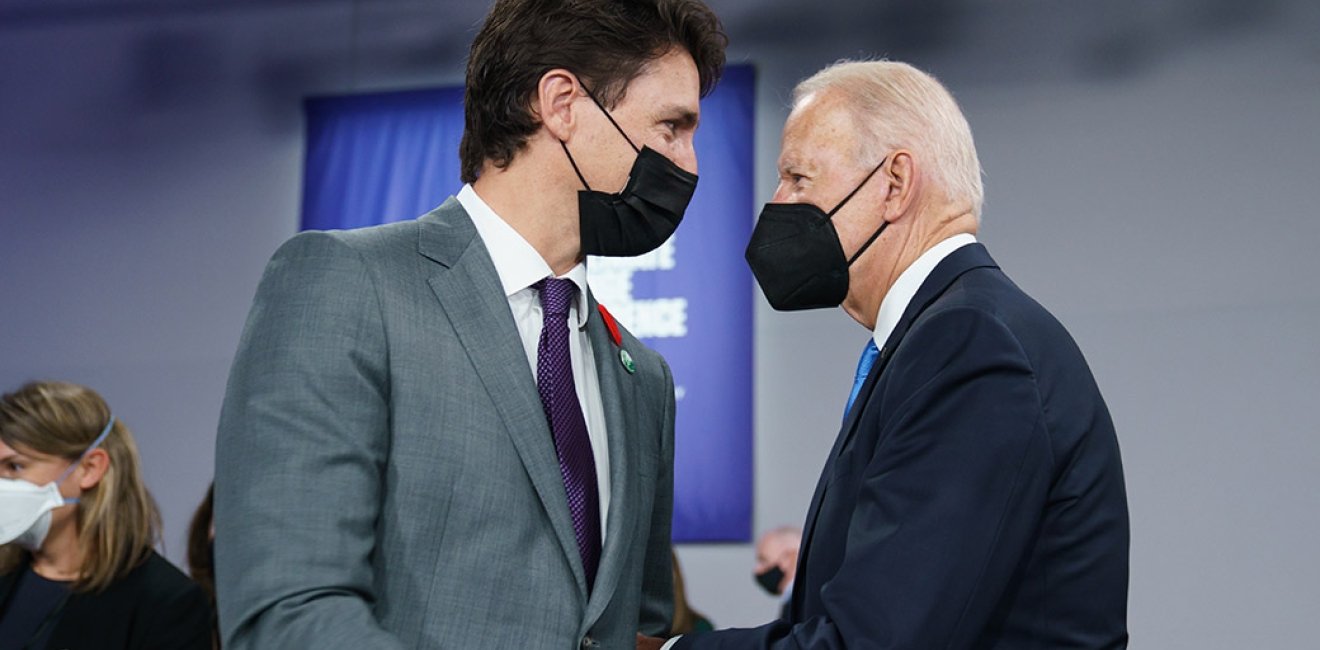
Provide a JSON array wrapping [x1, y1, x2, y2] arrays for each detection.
[[673, 143, 697, 176]]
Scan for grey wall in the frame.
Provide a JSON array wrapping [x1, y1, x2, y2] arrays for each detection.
[[2, 1, 1317, 647]]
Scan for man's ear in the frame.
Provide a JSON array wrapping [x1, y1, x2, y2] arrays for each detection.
[[76, 448, 110, 490], [881, 149, 920, 223], [536, 68, 583, 143]]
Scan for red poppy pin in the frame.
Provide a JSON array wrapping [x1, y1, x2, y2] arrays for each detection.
[[596, 303, 636, 374]]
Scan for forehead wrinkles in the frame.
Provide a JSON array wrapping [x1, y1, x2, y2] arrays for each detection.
[[783, 92, 864, 172]]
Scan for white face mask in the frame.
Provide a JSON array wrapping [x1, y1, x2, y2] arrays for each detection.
[[0, 415, 115, 551]]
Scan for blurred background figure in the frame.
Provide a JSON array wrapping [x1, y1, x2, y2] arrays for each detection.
[[671, 549, 714, 635], [753, 526, 800, 616], [187, 483, 219, 649], [0, 380, 211, 650]]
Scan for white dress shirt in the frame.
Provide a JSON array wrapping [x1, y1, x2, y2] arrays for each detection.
[[872, 233, 977, 350], [661, 233, 977, 650], [457, 184, 611, 541]]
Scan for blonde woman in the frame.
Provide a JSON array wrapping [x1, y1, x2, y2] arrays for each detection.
[[0, 381, 210, 650]]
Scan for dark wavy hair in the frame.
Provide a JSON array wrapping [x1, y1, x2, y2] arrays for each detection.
[[187, 483, 220, 649], [460, 0, 727, 183]]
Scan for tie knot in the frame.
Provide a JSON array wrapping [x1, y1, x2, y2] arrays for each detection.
[[536, 277, 577, 318]]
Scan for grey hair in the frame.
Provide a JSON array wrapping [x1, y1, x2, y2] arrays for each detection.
[[793, 59, 985, 219]]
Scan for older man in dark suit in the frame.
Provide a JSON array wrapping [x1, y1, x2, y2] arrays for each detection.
[[647, 59, 1129, 650]]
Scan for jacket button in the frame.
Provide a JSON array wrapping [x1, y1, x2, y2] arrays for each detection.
[[581, 636, 596, 648]]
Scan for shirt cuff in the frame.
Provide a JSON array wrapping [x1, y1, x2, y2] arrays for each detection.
[[661, 635, 683, 650]]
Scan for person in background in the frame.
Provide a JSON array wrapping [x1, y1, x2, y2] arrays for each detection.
[[670, 549, 713, 635], [752, 526, 800, 618], [0, 380, 211, 650], [186, 483, 218, 649]]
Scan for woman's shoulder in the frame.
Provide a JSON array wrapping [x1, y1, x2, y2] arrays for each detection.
[[65, 552, 212, 648], [114, 550, 207, 603]]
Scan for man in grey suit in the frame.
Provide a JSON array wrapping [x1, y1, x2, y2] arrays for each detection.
[[213, 1, 726, 648]]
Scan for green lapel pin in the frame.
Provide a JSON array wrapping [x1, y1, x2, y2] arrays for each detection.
[[619, 349, 636, 374]]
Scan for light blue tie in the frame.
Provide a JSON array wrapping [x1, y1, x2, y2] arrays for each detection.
[[844, 339, 881, 420]]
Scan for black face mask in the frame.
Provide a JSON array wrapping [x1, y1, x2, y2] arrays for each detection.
[[745, 157, 889, 311], [755, 566, 785, 595], [562, 88, 699, 257]]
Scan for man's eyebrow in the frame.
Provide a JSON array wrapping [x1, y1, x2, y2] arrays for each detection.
[[657, 104, 699, 128]]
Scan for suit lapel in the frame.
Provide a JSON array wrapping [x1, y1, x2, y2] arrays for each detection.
[[789, 340, 891, 619], [418, 198, 589, 599], [792, 243, 1000, 616], [582, 291, 641, 624], [831, 243, 1000, 460]]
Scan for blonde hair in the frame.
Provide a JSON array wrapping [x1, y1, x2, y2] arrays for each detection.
[[794, 59, 985, 218], [0, 381, 161, 592]]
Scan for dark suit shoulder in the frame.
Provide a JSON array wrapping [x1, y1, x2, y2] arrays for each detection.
[[0, 552, 198, 607], [122, 553, 211, 649], [893, 298, 1041, 405], [50, 552, 211, 650], [939, 267, 1079, 352], [931, 264, 1119, 489], [73, 551, 207, 611], [125, 551, 207, 603]]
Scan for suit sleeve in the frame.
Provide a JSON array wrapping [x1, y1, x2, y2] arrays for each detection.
[[638, 356, 678, 636], [214, 231, 404, 650], [678, 306, 1054, 650]]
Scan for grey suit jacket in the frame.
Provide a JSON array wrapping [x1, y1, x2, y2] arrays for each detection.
[[214, 198, 676, 649]]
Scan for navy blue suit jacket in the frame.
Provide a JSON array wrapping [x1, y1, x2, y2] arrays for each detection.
[[678, 244, 1129, 649]]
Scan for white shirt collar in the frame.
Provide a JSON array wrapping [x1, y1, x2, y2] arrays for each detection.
[[872, 233, 977, 349], [457, 184, 591, 329]]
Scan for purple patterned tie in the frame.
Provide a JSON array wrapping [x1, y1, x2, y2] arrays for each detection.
[[534, 278, 602, 590]]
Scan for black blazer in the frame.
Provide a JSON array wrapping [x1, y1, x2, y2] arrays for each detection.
[[0, 551, 212, 650], [679, 244, 1129, 649]]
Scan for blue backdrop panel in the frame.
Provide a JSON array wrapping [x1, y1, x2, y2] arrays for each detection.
[[303, 86, 466, 229], [301, 64, 754, 542]]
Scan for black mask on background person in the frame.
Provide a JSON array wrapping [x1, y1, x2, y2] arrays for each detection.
[[755, 566, 786, 595], [562, 87, 699, 257], [745, 157, 890, 311]]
